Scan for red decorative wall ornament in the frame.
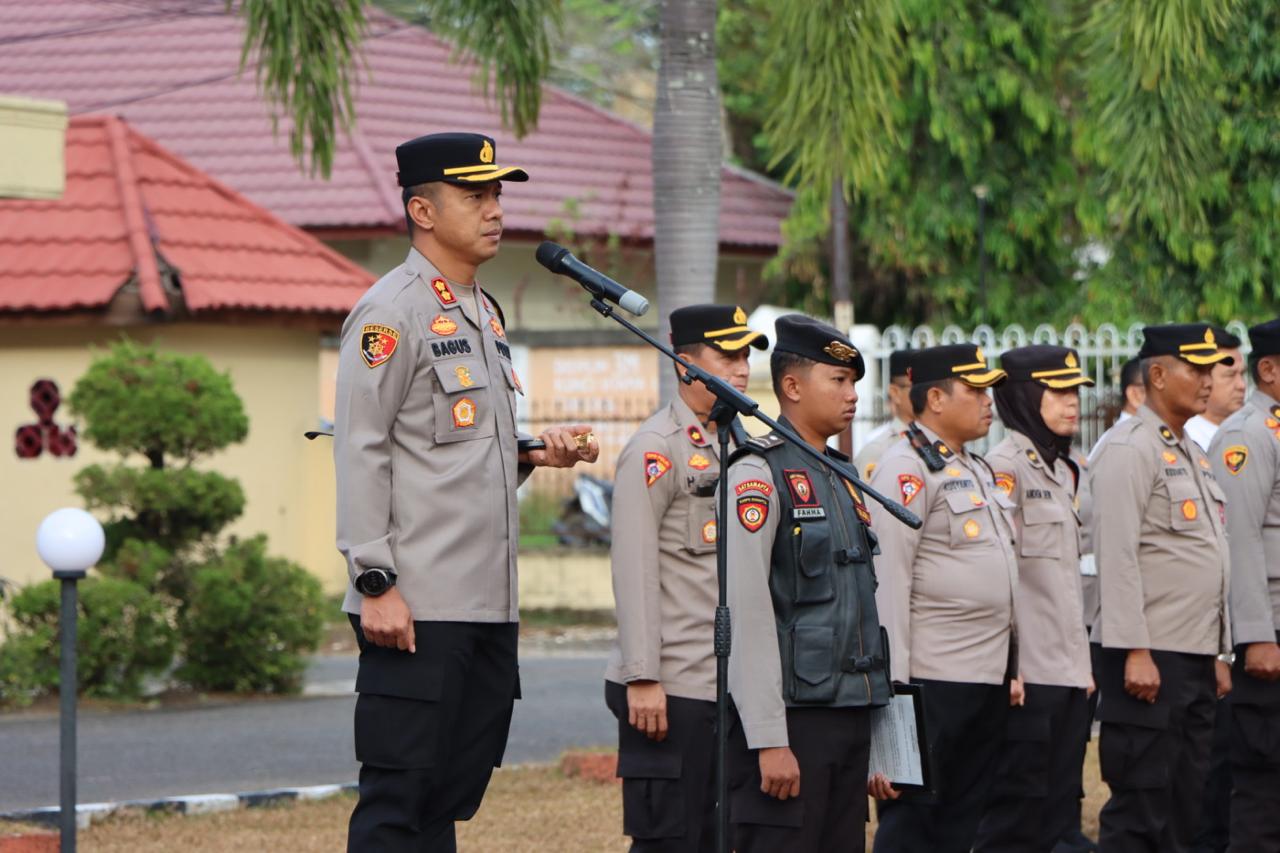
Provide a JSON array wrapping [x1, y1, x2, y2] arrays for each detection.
[[15, 379, 77, 459]]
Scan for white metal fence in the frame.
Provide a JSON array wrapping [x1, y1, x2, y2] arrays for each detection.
[[853, 321, 1253, 454]]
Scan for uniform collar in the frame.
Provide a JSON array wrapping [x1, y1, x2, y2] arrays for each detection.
[[1008, 429, 1063, 484], [913, 421, 965, 464], [671, 396, 724, 457], [1136, 404, 1182, 447], [404, 247, 482, 330]]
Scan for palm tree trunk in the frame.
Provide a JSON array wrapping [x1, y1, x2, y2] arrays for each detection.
[[654, 0, 722, 404]]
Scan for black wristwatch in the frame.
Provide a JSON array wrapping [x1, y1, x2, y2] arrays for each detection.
[[355, 568, 397, 597]]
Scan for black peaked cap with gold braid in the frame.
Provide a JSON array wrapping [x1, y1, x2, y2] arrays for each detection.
[[774, 314, 865, 377], [670, 304, 768, 352], [1138, 323, 1235, 366], [1001, 345, 1095, 389], [396, 132, 529, 186], [910, 343, 1007, 388]]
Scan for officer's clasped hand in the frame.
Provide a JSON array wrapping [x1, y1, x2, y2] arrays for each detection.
[[525, 424, 599, 468]]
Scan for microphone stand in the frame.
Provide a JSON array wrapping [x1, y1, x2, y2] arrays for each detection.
[[585, 297, 921, 853]]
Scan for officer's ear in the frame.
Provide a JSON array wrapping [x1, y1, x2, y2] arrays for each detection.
[[1255, 354, 1280, 387], [778, 371, 804, 403], [405, 184, 443, 234], [926, 382, 951, 414]]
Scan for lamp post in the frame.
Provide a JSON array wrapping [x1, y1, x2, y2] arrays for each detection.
[[35, 508, 104, 853], [973, 184, 990, 325]]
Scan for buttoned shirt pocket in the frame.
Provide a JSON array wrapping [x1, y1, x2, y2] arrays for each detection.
[[1165, 478, 1204, 532], [431, 358, 496, 443], [791, 521, 835, 604], [1019, 499, 1065, 559], [684, 479, 718, 555], [944, 491, 988, 547]]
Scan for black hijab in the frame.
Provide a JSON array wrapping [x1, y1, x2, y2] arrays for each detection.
[[994, 378, 1073, 466]]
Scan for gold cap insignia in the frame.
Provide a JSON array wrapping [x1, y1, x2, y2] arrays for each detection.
[[975, 346, 985, 364], [1065, 351, 1078, 368], [479, 139, 494, 164], [733, 306, 747, 325], [1205, 327, 1215, 345], [824, 341, 858, 363]]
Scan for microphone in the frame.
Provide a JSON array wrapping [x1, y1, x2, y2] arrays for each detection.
[[535, 241, 650, 316]]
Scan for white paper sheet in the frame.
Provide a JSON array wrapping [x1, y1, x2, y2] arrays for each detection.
[[868, 692, 924, 786]]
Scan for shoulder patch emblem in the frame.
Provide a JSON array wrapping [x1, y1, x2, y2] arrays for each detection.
[[455, 365, 475, 388], [844, 481, 873, 525], [644, 452, 672, 487], [687, 425, 708, 447], [1162, 451, 1178, 465], [1181, 499, 1198, 521], [994, 472, 1016, 496], [735, 479, 774, 497], [963, 518, 981, 539], [737, 495, 769, 533], [451, 397, 477, 428], [430, 277, 457, 306], [702, 519, 717, 544], [360, 324, 400, 368], [688, 453, 712, 471], [784, 470, 820, 507], [489, 316, 506, 338], [430, 314, 458, 336], [898, 474, 924, 506], [1223, 445, 1248, 475]]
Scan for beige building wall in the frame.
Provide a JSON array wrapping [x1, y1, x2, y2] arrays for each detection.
[[0, 95, 67, 200], [0, 324, 346, 594]]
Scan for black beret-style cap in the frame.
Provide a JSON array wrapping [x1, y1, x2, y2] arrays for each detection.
[[670, 304, 767, 352], [1248, 318, 1280, 358], [774, 314, 865, 377], [909, 343, 1007, 388], [1210, 325, 1242, 349], [1000, 345, 1094, 389], [396, 132, 529, 187], [888, 349, 913, 379], [1138, 323, 1235, 366]]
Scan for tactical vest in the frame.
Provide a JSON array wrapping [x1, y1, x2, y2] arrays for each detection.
[[739, 432, 893, 709]]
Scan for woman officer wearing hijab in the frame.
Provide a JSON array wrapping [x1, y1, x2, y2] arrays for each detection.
[[974, 345, 1097, 853]]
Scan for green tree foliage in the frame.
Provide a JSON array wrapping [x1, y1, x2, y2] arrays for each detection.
[[178, 537, 326, 694], [0, 577, 178, 705], [238, 0, 560, 177]]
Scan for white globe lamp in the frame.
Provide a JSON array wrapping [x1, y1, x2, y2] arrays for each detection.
[[36, 507, 105, 577]]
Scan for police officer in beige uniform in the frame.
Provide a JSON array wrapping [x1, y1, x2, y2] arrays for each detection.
[[974, 346, 1095, 853], [723, 315, 892, 853], [335, 132, 598, 852], [854, 349, 913, 479], [1090, 323, 1233, 853], [868, 343, 1020, 853], [1208, 318, 1280, 852], [605, 303, 766, 852]]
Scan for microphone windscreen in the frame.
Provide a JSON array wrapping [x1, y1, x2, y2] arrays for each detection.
[[535, 241, 568, 271]]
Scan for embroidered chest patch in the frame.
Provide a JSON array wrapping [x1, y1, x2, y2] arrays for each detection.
[[644, 452, 672, 487], [688, 453, 712, 471], [783, 470, 819, 507]]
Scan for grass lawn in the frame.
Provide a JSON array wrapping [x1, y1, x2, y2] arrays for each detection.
[[67, 743, 1108, 851]]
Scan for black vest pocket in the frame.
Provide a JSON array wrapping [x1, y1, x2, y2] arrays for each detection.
[[792, 522, 835, 604], [790, 624, 837, 703]]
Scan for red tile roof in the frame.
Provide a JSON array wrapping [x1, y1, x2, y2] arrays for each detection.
[[0, 1, 791, 248], [0, 115, 375, 315]]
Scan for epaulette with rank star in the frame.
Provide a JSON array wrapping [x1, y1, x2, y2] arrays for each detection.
[[729, 432, 784, 465], [1158, 425, 1178, 445]]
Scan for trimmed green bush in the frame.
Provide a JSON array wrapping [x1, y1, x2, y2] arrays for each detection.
[[0, 577, 177, 705], [178, 536, 325, 694]]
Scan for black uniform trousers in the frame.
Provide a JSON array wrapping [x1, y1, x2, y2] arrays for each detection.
[[605, 681, 717, 853], [728, 702, 872, 853], [872, 679, 1008, 853], [1228, 634, 1280, 853], [346, 617, 519, 853], [974, 683, 1092, 853], [1095, 648, 1216, 853], [1189, 691, 1231, 853]]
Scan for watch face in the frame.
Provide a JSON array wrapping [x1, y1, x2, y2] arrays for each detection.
[[360, 571, 388, 595]]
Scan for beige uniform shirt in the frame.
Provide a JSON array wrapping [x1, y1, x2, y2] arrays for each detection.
[[988, 433, 1091, 688], [868, 426, 1019, 685], [1209, 392, 1280, 645], [335, 248, 527, 622], [605, 399, 727, 701], [854, 417, 906, 479], [723, 457, 786, 747], [1090, 405, 1231, 655], [1076, 450, 1101, 630]]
